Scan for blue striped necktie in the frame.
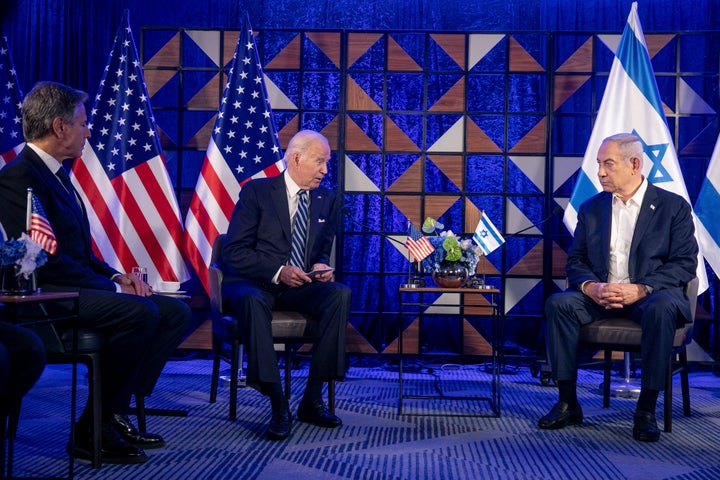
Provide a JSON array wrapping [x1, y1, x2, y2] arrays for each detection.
[[290, 190, 308, 269]]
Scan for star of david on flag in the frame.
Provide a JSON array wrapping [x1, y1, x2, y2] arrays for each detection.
[[473, 211, 505, 256], [562, 1, 707, 293], [73, 10, 189, 288], [0, 34, 24, 169], [694, 133, 720, 277], [183, 13, 285, 293]]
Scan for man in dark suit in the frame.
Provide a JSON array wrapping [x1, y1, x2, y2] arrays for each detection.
[[539, 133, 698, 442], [0, 81, 190, 464], [222, 130, 350, 440]]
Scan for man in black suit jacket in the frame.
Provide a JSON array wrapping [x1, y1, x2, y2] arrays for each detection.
[[222, 130, 350, 440], [539, 133, 698, 442], [0, 81, 190, 464]]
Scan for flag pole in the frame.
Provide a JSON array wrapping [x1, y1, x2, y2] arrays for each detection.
[[25, 188, 32, 233]]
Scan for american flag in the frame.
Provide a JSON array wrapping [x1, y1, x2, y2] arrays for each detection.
[[73, 10, 189, 288], [406, 223, 434, 262], [0, 35, 24, 168], [183, 14, 284, 293], [29, 193, 57, 255]]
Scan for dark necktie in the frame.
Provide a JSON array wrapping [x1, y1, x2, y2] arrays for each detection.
[[56, 167, 85, 214], [290, 190, 308, 269]]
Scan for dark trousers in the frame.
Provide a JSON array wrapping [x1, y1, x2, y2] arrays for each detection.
[[0, 322, 46, 409], [224, 280, 350, 390], [45, 287, 190, 420], [545, 290, 679, 391]]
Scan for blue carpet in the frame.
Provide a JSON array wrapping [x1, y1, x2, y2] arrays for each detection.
[[8, 357, 720, 479]]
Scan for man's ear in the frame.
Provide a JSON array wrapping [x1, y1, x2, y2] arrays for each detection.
[[51, 117, 64, 137]]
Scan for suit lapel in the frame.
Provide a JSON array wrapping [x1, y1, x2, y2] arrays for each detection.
[[599, 193, 612, 266], [306, 189, 325, 252], [631, 183, 659, 255], [270, 175, 292, 241]]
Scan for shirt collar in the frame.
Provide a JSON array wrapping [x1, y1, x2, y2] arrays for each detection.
[[27, 142, 64, 176], [284, 170, 304, 197], [613, 176, 648, 208]]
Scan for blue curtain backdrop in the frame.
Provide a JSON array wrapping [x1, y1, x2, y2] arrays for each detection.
[[2, 0, 719, 356]]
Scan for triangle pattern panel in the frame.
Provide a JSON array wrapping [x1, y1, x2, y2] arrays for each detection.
[[464, 199, 482, 239], [504, 277, 541, 315], [265, 34, 301, 69], [319, 114, 341, 152], [425, 293, 461, 315], [424, 196, 461, 227], [678, 78, 716, 114], [475, 255, 500, 276], [345, 155, 381, 192], [346, 76, 382, 111], [427, 155, 463, 191], [384, 116, 420, 152], [645, 34, 676, 59], [464, 292, 496, 316], [185, 72, 224, 109], [553, 75, 591, 111], [386, 195, 422, 228], [144, 69, 178, 99], [278, 114, 299, 150], [153, 110, 179, 149], [465, 117, 502, 153], [265, 74, 298, 110], [468, 34, 505, 71], [382, 317, 418, 354], [506, 200, 539, 235], [429, 77, 465, 112], [679, 120, 720, 156], [509, 155, 545, 194], [430, 34, 466, 70], [509, 117, 546, 153], [305, 32, 341, 69], [597, 34, 621, 54], [552, 241, 568, 277], [425, 158, 460, 193], [463, 320, 492, 356], [344, 322, 378, 354], [157, 125, 175, 150], [552, 156, 583, 193], [428, 116, 464, 153], [507, 240, 544, 276], [556, 37, 593, 72], [185, 30, 221, 67], [144, 32, 181, 68], [347, 32, 384, 68], [387, 158, 423, 193], [222, 30, 241, 67], [183, 113, 216, 149], [386, 36, 423, 71], [345, 115, 381, 151], [509, 37, 545, 72]]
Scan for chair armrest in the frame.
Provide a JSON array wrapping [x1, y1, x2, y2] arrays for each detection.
[[208, 263, 224, 318]]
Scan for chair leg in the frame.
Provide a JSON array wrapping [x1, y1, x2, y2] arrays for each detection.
[[328, 380, 335, 413], [602, 350, 612, 408], [88, 355, 103, 469], [664, 355, 673, 433], [229, 340, 239, 421], [680, 349, 691, 417], [210, 338, 221, 404], [284, 346, 292, 401], [135, 395, 147, 433]]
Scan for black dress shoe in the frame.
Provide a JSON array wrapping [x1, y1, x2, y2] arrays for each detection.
[[538, 402, 583, 430], [633, 411, 661, 442], [266, 408, 292, 440], [72, 422, 148, 465], [297, 400, 342, 428], [112, 414, 166, 449]]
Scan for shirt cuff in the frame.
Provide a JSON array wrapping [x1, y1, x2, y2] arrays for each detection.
[[271, 266, 283, 285]]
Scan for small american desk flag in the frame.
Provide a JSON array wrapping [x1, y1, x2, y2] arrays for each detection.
[[73, 10, 189, 287], [0, 35, 24, 168], [183, 14, 284, 293], [405, 223, 434, 262], [29, 193, 57, 255]]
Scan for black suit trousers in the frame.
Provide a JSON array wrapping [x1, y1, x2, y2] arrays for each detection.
[[45, 287, 189, 418], [0, 322, 46, 409], [224, 280, 350, 389], [545, 290, 679, 391]]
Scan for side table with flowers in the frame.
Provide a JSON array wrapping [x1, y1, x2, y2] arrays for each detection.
[[419, 217, 483, 288], [0, 233, 48, 294]]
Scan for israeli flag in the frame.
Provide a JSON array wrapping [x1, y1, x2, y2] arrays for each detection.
[[563, 1, 708, 292], [694, 134, 720, 277], [473, 211, 505, 256]]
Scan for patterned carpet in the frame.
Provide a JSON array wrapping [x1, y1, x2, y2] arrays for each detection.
[[8, 355, 720, 479]]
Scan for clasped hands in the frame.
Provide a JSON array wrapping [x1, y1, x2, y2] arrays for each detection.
[[584, 281, 647, 309], [280, 263, 333, 288], [114, 273, 154, 297]]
